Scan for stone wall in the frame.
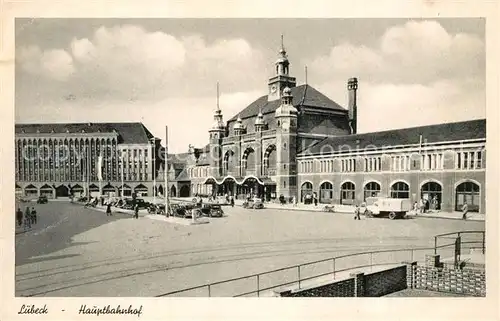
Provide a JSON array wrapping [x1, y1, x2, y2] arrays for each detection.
[[409, 255, 486, 297], [279, 266, 407, 297]]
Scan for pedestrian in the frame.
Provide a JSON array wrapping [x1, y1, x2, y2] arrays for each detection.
[[292, 196, 297, 207], [419, 198, 425, 214], [354, 204, 361, 220], [314, 194, 318, 207], [413, 201, 419, 215], [134, 204, 139, 219], [16, 207, 23, 227], [230, 196, 235, 208], [462, 203, 468, 220], [24, 207, 31, 230], [31, 207, 37, 225], [106, 203, 112, 216]]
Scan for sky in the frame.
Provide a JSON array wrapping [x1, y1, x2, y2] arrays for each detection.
[[15, 18, 485, 153]]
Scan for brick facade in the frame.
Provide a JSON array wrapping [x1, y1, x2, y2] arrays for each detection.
[[278, 259, 485, 297]]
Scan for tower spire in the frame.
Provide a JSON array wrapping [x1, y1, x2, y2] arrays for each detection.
[[216, 82, 220, 110]]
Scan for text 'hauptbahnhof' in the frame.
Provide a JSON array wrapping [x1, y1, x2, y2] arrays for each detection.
[[15, 40, 486, 213]]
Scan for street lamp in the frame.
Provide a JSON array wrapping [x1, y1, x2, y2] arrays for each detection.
[[150, 137, 156, 207]]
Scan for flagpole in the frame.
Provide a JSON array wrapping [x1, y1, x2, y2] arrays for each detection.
[[121, 150, 124, 200], [164, 126, 169, 216], [151, 138, 156, 206]]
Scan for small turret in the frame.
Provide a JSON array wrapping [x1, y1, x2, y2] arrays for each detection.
[[254, 109, 266, 132], [275, 87, 297, 118], [233, 116, 246, 136]]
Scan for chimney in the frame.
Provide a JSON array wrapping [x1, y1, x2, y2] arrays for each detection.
[[347, 77, 358, 134]]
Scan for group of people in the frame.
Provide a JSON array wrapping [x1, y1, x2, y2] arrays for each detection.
[[413, 197, 441, 214], [104, 202, 139, 219], [16, 206, 37, 230]]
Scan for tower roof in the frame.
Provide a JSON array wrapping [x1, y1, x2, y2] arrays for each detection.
[[228, 84, 346, 122]]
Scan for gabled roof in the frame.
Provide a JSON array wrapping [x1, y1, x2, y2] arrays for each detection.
[[175, 168, 190, 181], [228, 84, 346, 121], [302, 119, 486, 156], [15, 122, 154, 144]]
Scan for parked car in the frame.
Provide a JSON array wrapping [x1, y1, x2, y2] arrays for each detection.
[[148, 203, 166, 214], [135, 198, 150, 209], [37, 195, 48, 204], [200, 203, 224, 217], [361, 197, 411, 219], [242, 197, 264, 209]]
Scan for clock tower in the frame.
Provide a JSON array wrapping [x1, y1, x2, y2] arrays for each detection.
[[268, 35, 297, 102]]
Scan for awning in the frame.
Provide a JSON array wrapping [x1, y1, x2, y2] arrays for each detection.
[[202, 175, 275, 186]]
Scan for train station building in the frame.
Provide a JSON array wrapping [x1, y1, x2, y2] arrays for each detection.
[[181, 41, 486, 213], [14, 41, 486, 213]]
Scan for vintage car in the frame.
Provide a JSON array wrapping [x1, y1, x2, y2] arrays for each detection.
[[200, 203, 224, 217], [242, 197, 264, 209], [147, 203, 166, 214], [37, 195, 48, 204], [361, 197, 411, 219]]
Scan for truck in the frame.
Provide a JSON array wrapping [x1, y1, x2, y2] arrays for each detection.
[[361, 197, 412, 220]]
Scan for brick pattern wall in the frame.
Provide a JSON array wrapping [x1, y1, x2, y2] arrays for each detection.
[[279, 266, 407, 297], [364, 266, 407, 297], [280, 278, 355, 297], [413, 265, 485, 296]]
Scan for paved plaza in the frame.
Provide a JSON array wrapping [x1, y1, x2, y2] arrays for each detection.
[[15, 201, 484, 297]]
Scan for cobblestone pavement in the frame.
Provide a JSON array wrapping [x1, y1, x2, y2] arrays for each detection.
[[15, 201, 484, 297]]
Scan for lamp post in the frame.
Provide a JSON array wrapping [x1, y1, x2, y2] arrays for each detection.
[[120, 150, 125, 200], [150, 138, 156, 206]]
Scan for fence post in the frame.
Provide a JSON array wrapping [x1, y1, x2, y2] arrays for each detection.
[[482, 232, 485, 254], [257, 274, 260, 297], [332, 258, 336, 280], [208, 284, 211, 297], [298, 266, 301, 289]]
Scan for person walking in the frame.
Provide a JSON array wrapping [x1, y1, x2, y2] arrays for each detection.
[[106, 203, 112, 216], [230, 196, 235, 208], [16, 207, 23, 227], [313, 194, 318, 207], [31, 207, 37, 225], [462, 203, 468, 220], [24, 207, 31, 230], [292, 196, 297, 207], [354, 205, 361, 220], [134, 204, 139, 219]]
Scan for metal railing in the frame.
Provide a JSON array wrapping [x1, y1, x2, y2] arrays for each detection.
[[156, 230, 485, 297], [434, 230, 485, 255]]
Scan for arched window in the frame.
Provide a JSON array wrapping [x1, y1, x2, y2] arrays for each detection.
[[364, 181, 381, 200], [455, 181, 480, 212], [340, 181, 356, 205], [421, 181, 443, 211], [300, 182, 313, 203], [319, 181, 334, 204], [391, 181, 410, 199]]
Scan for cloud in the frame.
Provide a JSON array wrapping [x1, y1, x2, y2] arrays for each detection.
[[17, 24, 266, 102], [309, 20, 485, 85], [309, 20, 485, 132], [18, 46, 75, 81]]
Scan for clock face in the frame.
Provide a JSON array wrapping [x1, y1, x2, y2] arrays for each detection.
[[270, 85, 277, 94]]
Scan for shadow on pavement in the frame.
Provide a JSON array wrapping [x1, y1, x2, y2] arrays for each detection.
[[22, 253, 81, 265]]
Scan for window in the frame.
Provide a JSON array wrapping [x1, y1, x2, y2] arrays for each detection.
[[364, 182, 381, 200], [341, 158, 356, 172], [320, 182, 334, 203], [365, 156, 382, 172], [456, 151, 483, 170], [391, 182, 409, 199], [340, 182, 356, 205]]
